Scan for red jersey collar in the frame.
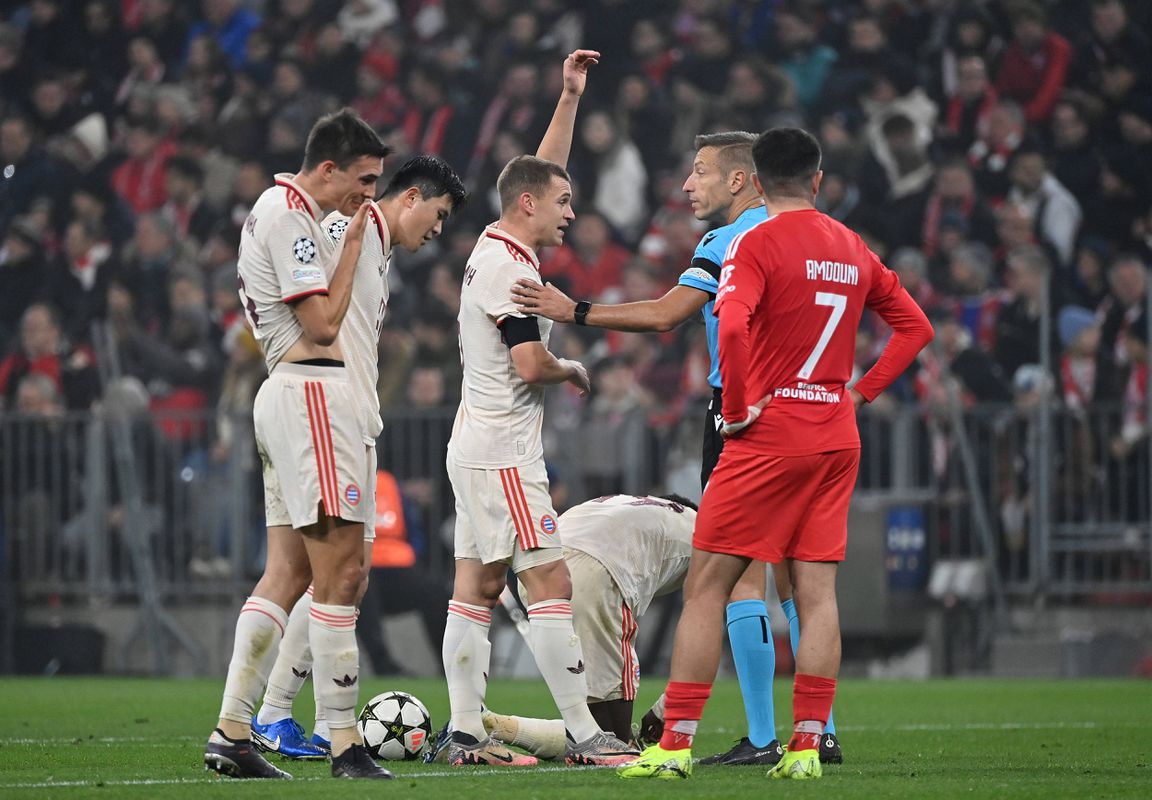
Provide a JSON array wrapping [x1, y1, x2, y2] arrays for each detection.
[[274, 173, 322, 222], [484, 224, 539, 270]]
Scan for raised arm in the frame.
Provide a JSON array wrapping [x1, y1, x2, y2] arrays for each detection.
[[535, 49, 600, 169]]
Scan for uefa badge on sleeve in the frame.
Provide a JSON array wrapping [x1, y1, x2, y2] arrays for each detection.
[[293, 236, 317, 264]]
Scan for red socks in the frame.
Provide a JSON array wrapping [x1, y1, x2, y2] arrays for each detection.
[[789, 673, 837, 752], [658, 681, 712, 750]]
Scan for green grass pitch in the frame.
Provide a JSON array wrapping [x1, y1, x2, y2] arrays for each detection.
[[1, 677, 1148, 798]]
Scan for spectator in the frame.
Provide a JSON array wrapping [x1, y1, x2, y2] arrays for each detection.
[[993, 245, 1058, 380], [0, 114, 66, 232], [890, 246, 943, 316], [185, 0, 260, 69], [1004, 147, 1082, 267], [774, 5, 837, 113], [993, 1, 1071, 124], [1070, 0, 1152, 110], [1096, 253, 1147, 399], [939, 54, 998, 154], [945, 241, 1004, 351], [0, 303, 100, 411], [0, 216, 48, 341], [336, 0, 399, 49], [911, 158, 999, 258], [116, 35, 167, 110], [44, 218, 120, 341], [929, 4, 1002, 103], [576, 109, 648, 242], [1069, 236, 1113, 310], [1047, 98, 1101, 202], [540, 210, 631, 299], [1057, 305, 1100, 414], [858, 113, 935, 211], [968, 99, 1028, 201], [133, 0, 190, 74], [161, 156, 217, 245], [612, 72, 676, 179], [110, 114, 175, 214]]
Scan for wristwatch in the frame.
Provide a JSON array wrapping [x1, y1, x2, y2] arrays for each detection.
[[574, 300, 592, 326]]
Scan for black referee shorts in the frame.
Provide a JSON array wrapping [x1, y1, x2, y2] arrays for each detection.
[[701, 387, 725, 490]]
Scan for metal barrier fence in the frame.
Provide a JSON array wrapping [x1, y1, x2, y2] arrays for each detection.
[[2, 399, 1149, 669]]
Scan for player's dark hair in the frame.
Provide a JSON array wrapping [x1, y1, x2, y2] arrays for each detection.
[[302, 108, 392, 171], [497, 155, 570, 213], [659, 494, 699, 512], [381, 154, 467, 210], [752, 127, 822, 199], [694, 131, 756, 176]]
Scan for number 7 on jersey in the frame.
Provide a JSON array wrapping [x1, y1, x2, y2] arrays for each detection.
[[797, 292, 847, 380]]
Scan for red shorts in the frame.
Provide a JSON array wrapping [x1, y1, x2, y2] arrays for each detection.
[[694, 447, 860, 563]]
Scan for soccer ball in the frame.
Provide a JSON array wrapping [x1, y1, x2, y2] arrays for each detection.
[[358, 691, 433, 760]]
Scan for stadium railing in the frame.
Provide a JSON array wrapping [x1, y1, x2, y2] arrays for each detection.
[[2, 400, 1149, 672]]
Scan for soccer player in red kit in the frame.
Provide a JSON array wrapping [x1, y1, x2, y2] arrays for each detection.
[[620, 127, 934, 781]]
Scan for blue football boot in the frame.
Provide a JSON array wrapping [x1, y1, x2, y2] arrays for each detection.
[[250, 717, 330, 760], [311, 732, 331, 752]]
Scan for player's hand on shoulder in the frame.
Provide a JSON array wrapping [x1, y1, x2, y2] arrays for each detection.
[[559, 358, 590, 397], [512, 279, 576, 322], [563, 49, 600, 97]]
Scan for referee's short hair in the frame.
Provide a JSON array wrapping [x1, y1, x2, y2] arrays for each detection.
[[694, 131, 756, 176], [497, 155, 570, 213], [751, 127, 822, 199]]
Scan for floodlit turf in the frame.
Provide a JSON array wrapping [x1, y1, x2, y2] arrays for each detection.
[[1, 677, 1149, 798]]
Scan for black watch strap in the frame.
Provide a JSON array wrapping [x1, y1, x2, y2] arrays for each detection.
[[574, 300, 592, 326]]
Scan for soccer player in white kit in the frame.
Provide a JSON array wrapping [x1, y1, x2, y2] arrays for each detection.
[[248, 156, 467, 760], [466, 494, 696, 760], [440, 49, 639, 768], [203, 109, 394, 781]]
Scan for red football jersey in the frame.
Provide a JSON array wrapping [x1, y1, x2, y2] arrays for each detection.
[[714, 208, 932, 456]]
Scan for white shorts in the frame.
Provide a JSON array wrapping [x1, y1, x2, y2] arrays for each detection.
[[255, 363, 373, 530], [565, 549, 639, 703], [446, 454, 562, 573]]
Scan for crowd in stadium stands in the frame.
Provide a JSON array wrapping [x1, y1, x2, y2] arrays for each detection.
[[1, 0, 1151, 531]]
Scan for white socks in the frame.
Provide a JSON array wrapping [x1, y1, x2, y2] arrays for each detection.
[[443, 601, 493, 739], [485, 711, 566, 760], [308, 602, 360, 729], [527, 599, 599, 743], [218, 596, 289, 726], [257, 589, 313, 726]]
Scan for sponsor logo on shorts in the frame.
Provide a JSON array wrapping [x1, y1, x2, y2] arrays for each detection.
[[345, 484, 361, 506], [540, 514, 557, 534]]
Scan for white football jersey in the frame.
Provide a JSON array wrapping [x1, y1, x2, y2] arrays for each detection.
[[448, 224, 553, 468], [237, 173, 335, 372], [559, 495, 695, 617], [321, 201, 391, 443]]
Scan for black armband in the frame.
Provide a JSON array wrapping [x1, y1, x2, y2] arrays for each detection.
[[691, 257, 722, 281], [500, 315, 543, 348]]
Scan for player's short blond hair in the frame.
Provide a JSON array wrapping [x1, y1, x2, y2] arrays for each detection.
[[497, 155, 571, 212]]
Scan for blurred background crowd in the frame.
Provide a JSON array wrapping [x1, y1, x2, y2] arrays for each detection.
[[1, 0, 1151, 592]]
